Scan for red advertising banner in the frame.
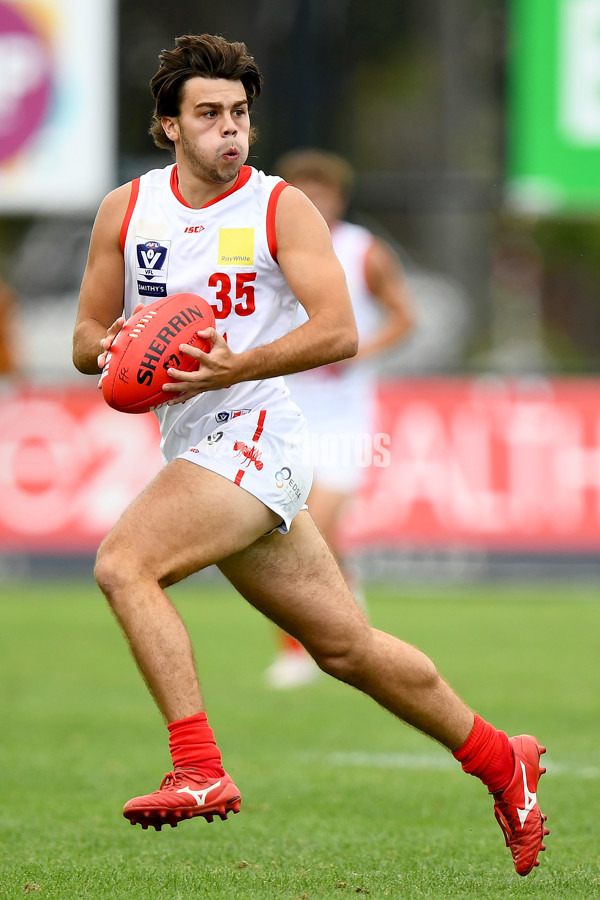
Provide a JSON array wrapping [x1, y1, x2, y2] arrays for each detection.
[[0, 383, 161, 552], [3, 378, 600, 553], [342, 378, 600, 551]]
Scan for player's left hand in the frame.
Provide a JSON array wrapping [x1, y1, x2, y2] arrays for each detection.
[[162, 328, 236, 404]]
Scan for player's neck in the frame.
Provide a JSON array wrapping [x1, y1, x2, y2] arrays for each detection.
[[173, 165, 241, 209]]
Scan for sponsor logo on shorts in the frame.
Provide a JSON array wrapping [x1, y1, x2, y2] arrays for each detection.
[[207, 432, 223, 444], [233, 441, 263, 470], [275, 466, 301, 501], [275, 466, 291, 488]]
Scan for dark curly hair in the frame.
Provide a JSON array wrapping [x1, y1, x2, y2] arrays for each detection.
[[149, 34, 263, 151]]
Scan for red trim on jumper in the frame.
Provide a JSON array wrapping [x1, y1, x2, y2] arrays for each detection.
[[170, 164, 253, 208], [234, 469, 245, 485], [120, 178, 140, 253], [266, 181, 289, 262], [253, 409, 267, 441]]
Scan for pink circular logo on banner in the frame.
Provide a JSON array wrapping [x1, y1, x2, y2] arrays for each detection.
[[0, 1, 53, 164]]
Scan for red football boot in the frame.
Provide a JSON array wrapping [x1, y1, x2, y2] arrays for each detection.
[[123, 767, 241, 831], [492, 735, 549, 875]]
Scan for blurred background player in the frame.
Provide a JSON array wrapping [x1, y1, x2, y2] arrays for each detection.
[[264, 149, 414, 689]]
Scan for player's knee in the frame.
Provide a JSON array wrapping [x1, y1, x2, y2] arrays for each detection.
[[94, 541, 137, 602], [311, 637, 367, 684]]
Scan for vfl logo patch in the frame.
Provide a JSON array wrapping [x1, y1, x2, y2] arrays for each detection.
[[218, 228, 254, 266], [215, 408, 251, 423], [136, 238, 170, 297]]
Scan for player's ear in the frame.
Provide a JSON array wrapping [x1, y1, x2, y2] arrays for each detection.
[[161, 116, 179, 142]]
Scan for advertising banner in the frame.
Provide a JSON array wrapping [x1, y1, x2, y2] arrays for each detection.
[[4, 378, 600, 553], [0, 384, 162, 551], [0, 0, 116, 213], [506, 0, 600, 212]]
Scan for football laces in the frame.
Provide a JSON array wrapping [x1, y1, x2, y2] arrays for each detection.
[[127, 310, 158, 338]]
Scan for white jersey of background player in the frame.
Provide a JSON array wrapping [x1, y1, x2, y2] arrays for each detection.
[[288, 219, 397, 491]]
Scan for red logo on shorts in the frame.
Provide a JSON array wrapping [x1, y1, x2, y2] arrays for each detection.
[[233, 441, 263, 470]]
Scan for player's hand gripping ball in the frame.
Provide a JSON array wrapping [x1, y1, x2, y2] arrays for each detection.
[[101, 292, 215, 413]]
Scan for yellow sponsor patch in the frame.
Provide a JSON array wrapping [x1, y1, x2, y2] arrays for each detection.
[[218, 228, 254, 266]]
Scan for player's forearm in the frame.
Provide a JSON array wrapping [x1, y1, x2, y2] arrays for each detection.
[[72, 319, 108, 374], [233, 316, 358, 382]]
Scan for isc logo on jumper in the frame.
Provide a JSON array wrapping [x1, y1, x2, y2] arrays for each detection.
[[136, 238, 170, 297]]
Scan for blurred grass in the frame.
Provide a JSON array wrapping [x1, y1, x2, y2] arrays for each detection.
[[0, 577, 599, 898]]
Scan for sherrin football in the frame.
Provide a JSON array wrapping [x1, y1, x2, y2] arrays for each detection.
[[101, 292, 215, 413]]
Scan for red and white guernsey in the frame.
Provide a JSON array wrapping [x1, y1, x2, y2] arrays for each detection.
[[120, 163, 298, 460]]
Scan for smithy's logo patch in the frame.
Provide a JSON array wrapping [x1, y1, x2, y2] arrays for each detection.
[[218, 229, 254, 266], [136, 238, 170, 297]]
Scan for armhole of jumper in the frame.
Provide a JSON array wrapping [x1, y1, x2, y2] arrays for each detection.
[[119, 178, 140, 253], [266, 181, 289, 263]]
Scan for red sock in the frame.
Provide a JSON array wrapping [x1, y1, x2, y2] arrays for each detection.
[[453, 714, 514, 794], [281, 633, 305, 654], [167, 712, 225, 779]]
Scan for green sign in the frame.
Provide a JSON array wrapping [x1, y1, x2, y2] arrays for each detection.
[[507, 0, 600, 213]]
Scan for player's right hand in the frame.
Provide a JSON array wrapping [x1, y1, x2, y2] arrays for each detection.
[[97, 316, 125, 371], [97, 304, 144, 370]]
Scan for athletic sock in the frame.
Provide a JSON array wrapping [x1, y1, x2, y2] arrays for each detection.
[[281, 633, 305, 654], [452, 714, 514, 794], [167, 712, 225, 779]]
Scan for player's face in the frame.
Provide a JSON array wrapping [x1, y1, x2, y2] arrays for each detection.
[[163, 77, 250, 185]]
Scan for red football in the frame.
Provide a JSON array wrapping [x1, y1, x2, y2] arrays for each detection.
[[101, 292, 215, 413]]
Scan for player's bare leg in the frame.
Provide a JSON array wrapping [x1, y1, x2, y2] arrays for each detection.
[[94, 459, 280, 830], [220, 511, 549, 874], [95, 458, 280, 721], [221, 510, 472, 748], [265, 483, 362, 689]]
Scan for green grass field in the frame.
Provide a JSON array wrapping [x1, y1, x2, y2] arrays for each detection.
[[1, 576, 599, 899]]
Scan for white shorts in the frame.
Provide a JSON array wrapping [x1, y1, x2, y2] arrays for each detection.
[[178, 400, 312, 534]]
